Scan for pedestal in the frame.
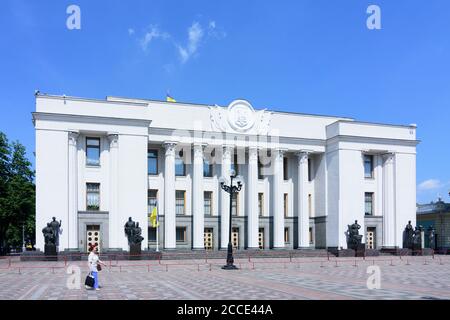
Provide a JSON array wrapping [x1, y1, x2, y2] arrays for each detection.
[[44, 244, 57, 261], [129, 244, 142, 260], [355, 244, 366, 257], [63, 249, 81, 261]]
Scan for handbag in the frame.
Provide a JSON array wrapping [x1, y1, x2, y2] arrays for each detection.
[[97, 264, 102, 271], [85, 272, 95, 288]]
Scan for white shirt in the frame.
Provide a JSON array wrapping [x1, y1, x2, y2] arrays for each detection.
[[88, 252, 100, 272]]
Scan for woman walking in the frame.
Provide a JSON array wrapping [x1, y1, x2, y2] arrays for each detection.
[[87, 244, 107, 290]]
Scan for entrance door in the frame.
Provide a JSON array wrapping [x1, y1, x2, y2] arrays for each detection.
[[258, 228, 264, 249], [366, 227, 376, 249], [87, 225, 101, 252], [204, 228, 213, 250], [232, 227, 239, 249]]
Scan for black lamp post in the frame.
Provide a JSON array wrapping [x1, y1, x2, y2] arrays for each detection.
[[219, 169, 243, 270]]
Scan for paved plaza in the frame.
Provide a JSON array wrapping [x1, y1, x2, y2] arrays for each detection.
[[0, 255, 449, 300]]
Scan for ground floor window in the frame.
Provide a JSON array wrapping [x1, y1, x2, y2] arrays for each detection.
[[86, 183, 100, 211], [365, 192, 374, 216], [309, 227, 314, 245], [148, 227, 157, 242], [176, 227, 187, 242], [176, 190, 186, 215], [204, 191, 212, 215]]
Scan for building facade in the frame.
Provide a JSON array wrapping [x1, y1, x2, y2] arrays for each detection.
[[417, 200, 450, 249], [33, 94, 419, 253]]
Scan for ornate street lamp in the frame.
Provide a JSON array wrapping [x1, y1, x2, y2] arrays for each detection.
[[219, 169, 243, 270]]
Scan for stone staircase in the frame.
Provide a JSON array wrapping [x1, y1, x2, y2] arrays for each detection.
[[156, 249, 330, 260]]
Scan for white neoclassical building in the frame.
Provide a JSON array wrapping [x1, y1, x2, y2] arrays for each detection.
[[33, 94, 419, 253]]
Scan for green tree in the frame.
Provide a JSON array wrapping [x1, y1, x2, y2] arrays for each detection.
[[0, 132, 11, 252], [0, 132, 35, 254]]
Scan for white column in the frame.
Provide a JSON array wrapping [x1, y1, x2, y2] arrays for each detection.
[[164, 142, 177, 249], [192, 143, 206, 250], [297, 151, 310, 248], [220, 146, 232, 250], [382, 152, 396, 248], [108, 134, 119, 249], [273, 149, 285, 249], [68, 132, 79, 250], [247, 147, 259, 249]]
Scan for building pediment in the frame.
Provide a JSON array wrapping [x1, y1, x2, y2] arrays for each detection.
[[209, 100, 272, 135]]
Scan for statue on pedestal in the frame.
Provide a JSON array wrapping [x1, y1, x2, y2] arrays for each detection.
[[347, 220, 363, 250], [403, 221, 414, 249], [427, 226, 436, 250], [412, 226, 422, 250], [124, 218, 144, 246], [42, 223, 56, 245], [124, 217, 136, 245], [124, 217, 143, 259], [50, 217, 62, 246]]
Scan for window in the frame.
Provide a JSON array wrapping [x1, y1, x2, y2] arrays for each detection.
[[284, 193, 289, 217], [148, 190, 158, 214], [364, 155, 374, 179], [308, 158, 313, 182], [258, 193, 264, 217], [86, 183, 100, 211], [365, 192, 374, 216], [203, 159, 213, 177], [284, 228, 289, 244], [231, 193, 238, 216], [309, 227, 314, 245], [176, 190, 186, 215], [86, 138, 100, 166], [283, 157, 289, 180], [176, 227, 187, 242], [175, 150, 186, 176], [148, 150, 158, 175], [148, 228, 156, 242], [204, 191, 212, 215]]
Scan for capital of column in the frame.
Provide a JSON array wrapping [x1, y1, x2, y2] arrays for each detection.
[[296, 151, 310, 164], [273, 148, 287, 161], [68, 131, 79, 146], [163, 142, 177, 157], [193, 143, 207, 158], [107, 134, 119, 148], [383, 152, 395, 164], [222, 145, 233, 160], [248, 147, 258, 162]]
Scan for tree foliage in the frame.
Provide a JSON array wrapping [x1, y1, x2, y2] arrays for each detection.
[[0, 132, 35, 254]]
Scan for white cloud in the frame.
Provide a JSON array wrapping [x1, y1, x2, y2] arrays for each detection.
[[139, 26, 170, 51], [418, 179, 443, 191], [128, 28, 135, 35], [178, 22, 204, 63]]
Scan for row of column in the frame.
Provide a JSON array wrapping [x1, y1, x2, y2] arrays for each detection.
[[163, 142, 311, 250], [67, 132, 120, 250]]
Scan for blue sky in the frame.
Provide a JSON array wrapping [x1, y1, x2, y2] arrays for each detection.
[[0, 0, 449, 203]]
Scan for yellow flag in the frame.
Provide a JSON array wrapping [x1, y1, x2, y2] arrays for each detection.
[[166, 94, 176, 103], [150, 207, 159, 228]]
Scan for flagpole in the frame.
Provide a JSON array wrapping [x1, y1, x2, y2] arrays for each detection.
[[156, 205, 159, 252]]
